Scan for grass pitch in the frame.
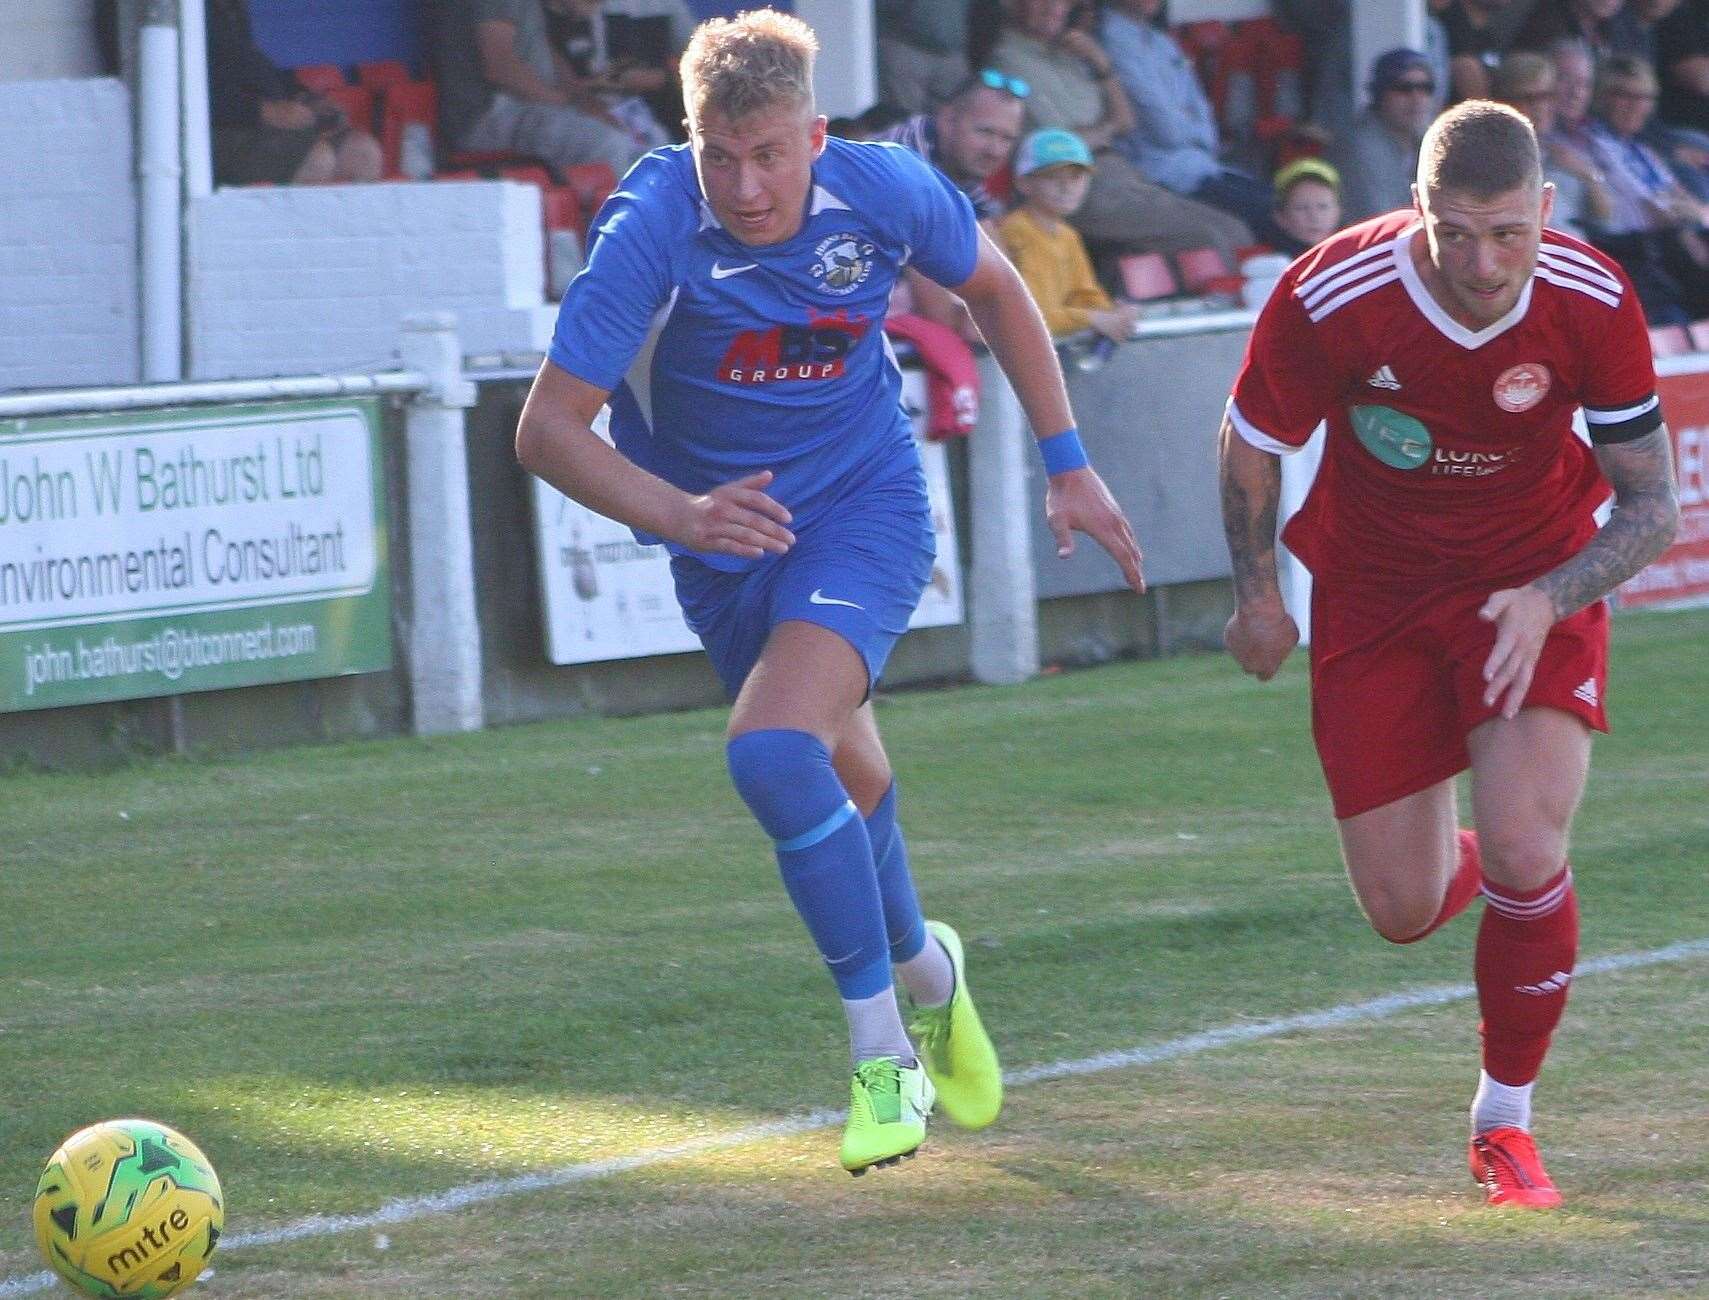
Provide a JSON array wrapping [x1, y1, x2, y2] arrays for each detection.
[[2, 610, 1706, 1298]]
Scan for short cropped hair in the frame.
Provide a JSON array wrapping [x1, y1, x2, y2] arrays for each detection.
[[1417, 99, 1540, 199], [680, 10, 818, 126]]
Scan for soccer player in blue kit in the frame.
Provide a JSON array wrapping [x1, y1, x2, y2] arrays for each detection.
[[516, 9, 1145, 1175]]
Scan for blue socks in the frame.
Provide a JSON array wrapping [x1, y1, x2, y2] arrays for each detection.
[[865, 782, 928, 965], [727, 729, 892, 1000]]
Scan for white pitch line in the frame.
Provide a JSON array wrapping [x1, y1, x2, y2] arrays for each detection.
[[4, 936, 1706, 1298]]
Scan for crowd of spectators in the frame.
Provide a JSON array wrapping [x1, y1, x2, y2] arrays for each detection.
[[864, 0, 1709, 337], [202, 0, 1707, 333], [1434, 0, 1709, 322]]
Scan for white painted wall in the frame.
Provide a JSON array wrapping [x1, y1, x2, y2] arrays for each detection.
[[798, 0, 876, 119], [186, 180, 555, 380], [1352, 0, 1430, 100], [0, 0, 102, 82], [0, 78, 138, 391]]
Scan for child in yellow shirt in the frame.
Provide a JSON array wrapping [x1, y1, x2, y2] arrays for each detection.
[[997, 130, 1140, 342]]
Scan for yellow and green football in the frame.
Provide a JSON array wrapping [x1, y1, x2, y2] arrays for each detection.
[[33, 1118, 223, 1299]]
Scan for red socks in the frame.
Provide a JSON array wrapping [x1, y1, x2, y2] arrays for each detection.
[[1399, 828, 1486, 943], [1475, 864, 1579, 1086]]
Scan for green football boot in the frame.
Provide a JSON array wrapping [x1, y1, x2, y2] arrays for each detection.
[[839, 1055, 934, 1175], [907, 920, 1003, 1130]]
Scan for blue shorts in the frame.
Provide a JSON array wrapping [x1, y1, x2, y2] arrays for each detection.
[[670, 476, 935, 698]]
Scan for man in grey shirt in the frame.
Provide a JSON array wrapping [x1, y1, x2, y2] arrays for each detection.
[[432, 0, 644, 178], [1332, 48, 1438, 223]]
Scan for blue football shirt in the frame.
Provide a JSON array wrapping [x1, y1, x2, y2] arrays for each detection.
[[548, 136, 980, 570]]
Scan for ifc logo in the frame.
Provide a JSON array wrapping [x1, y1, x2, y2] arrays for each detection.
[[1351, 404, 1433, 470]]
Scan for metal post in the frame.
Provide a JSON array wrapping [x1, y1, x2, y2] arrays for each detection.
[[796, 0, 875, 119], [138, 0, 183, 381], [179, 0, 212, 199], [1350, 0, 1429, 107], [397, 314, 484, 735], [968, 354, 1040, 685]]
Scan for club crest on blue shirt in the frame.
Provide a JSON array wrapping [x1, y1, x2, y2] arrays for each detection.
[[812, 234, 874, 294]]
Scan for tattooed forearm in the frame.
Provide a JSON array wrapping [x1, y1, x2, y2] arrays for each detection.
[[1534, 427, 1681, 618], [1217, 415, 1284, 604]]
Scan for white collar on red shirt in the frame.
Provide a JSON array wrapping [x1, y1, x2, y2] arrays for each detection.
[[1394, 221, 1535, 350]]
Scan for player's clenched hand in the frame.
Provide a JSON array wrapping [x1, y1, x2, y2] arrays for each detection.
[[1225, 599, 1299, 681], [1045, 467, 1146, 593], [675, 470, 795, 559], [1479, 584, 1556, 720]]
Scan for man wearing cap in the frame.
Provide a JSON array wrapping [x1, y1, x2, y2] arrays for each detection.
[[998, 129, 1140, 341], [872, 69, 1028, 225], [1332, 48, 1440, 222], [874, 70, 1028, 335]]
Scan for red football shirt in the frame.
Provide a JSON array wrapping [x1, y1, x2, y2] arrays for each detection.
[[1229, 212, 1662, 590]]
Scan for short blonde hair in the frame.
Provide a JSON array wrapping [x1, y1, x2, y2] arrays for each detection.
[[680, 10, 818, 126]]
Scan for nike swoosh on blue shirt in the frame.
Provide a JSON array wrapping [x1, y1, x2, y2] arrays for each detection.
[[711, 262, 758, 279]]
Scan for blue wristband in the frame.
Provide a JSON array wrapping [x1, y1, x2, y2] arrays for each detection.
[[1038, 427, 1090, 476]]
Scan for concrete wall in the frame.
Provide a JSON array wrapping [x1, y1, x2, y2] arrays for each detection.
[[1036, 325, 1246, 598], [187, 180, 554, 380], [0, 0, 102, 82], [0, 78, 138, 392]]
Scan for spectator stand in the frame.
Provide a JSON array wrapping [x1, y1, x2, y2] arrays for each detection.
[[1174, 14, 1311, 166], [279, 58, 621, 300]]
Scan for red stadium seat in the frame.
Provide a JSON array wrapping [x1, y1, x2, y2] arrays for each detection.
[[500, 164, 555, 189], [542, 184, 583, 232], [1206, 24, 1263, 131], [321, 84, 375, 135], [1118, 252, 1178, 301], [1243, 18, 1303, 120], [357, 60, 413, 92], [377, 80, 437, 179], [293, 63, 348, 93], [1175, 246, 1240, 296], [1173, 20, 1229, 71], [1688, 320, 1709, 353], [564, 162, 618, 218], [443, 147, 546, 172], [1649, 325, 1691, 357]]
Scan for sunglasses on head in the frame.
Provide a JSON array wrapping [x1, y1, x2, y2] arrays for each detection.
[[976, 68, 1031, 99]]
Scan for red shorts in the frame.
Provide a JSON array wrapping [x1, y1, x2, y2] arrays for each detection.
[[1309, 581, 1609, 819]]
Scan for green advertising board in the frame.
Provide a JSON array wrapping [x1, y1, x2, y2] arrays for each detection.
[[0, 399, 391, 712]]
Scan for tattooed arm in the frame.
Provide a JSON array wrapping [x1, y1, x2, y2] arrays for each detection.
[[1479, 426, 1680, 719], [1218, 413, 1300, 680]]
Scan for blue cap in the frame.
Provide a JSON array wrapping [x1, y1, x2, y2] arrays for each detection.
[[1015, 128, 1094, 176], [1367, 48, 1434, 101]]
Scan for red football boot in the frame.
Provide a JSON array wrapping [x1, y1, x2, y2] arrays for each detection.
[[1469, 1126, 1563, 1208]]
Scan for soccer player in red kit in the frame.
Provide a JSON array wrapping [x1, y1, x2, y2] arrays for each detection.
[[1218, 101, 1680, 1207]]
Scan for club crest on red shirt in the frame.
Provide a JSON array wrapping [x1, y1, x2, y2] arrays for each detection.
[[1493, 363, 1551, 413]]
